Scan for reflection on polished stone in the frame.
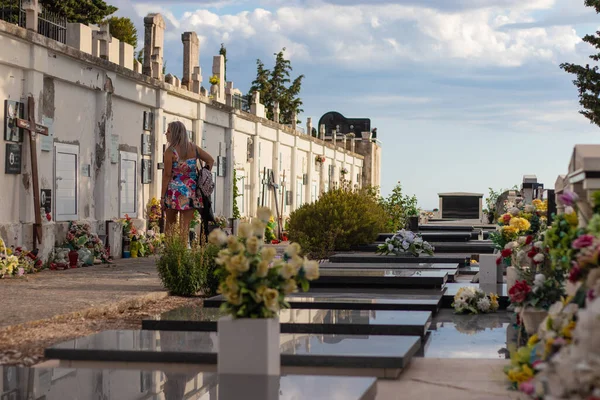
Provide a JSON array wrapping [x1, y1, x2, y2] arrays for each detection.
[[0, 367, 377, 400], [319, 262, 460, 270], [147, 307, 431, 336], [45, 330, 421, 369], [422, 310, 512, 359]]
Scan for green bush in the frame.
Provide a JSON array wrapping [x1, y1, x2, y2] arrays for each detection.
[[156, 232, 219, 297], [288, 186, 388, 259]]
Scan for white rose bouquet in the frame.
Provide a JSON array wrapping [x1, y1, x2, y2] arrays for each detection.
[[376, 229, 434, 257], [208, 207, 320, 319], [453, 287, 499, 314]]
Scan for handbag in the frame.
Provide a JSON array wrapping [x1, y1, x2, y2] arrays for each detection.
[[195, 148, 215, 198]]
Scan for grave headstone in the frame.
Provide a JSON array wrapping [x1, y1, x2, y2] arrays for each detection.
[[438, 192, 483, 220]]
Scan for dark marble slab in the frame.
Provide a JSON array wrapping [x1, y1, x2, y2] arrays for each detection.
[[355, 242, 494, 254], [204, 291, 444, 312], [45, 330, 421, 370], [312, 269, 449, 289], [143, 307, 432, 337], [0, 367, 377, 400], [422, 311, 511, 359], [329, 253, 473, 265], [319, 262, 459, 270], [441, 283, 509, 309], [418, 225, 475, 232]]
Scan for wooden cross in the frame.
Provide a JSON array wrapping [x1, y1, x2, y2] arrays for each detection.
[[16, 96, 49, 248]]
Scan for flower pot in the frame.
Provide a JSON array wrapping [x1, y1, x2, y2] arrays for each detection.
[[218, 316, 280, 376], [520, 308, 548, 335], [122, 251, 131, 259], [407, 216, 419, 232], [131, 249, 138, 258], [68, 250, 79, 268]]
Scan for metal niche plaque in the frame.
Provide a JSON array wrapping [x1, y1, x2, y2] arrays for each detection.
[[41, 189, 52, 213], [141, 134, 151, 156], [142, 159, 152, 184], [217, 156, 227, 177], [143, 111, 153, 131], [5, 143, 22, 174]]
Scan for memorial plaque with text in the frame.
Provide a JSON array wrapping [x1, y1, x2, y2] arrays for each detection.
[[5, 143, 22, 174], [4, 100, 24, 142]]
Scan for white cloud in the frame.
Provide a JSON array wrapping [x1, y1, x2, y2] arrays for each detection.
[[153, 1, 585, 70]]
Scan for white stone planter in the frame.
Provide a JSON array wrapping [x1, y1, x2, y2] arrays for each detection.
[[520, 308, 548, 335], [218, 316, 280, 375]]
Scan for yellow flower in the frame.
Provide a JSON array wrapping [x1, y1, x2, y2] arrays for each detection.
[[527, 334, 539, 347], [498, 213, 511, 223], [501, 225, 519, 238], [252, 220, 266, 236], [565, 212, 578, 227], [280, 263, 297, 279], [238, 223, 254, 238], [263, 288, 279, 312], [208, 228, 228, 246], [225, 275, 239, 293], [216, 249, 231, 265], [224, 290, 243, 306], [288, 255, 304, 270], [544, 338, 555, 357], [283, 279, 298, 294], [510, 217, 531, 232], [285, 243, 301, 257], [561, 321, 576, 340], [303, 259, 320, 280], [256, 260, 270, 278], [246, 236, 260, 255], [507, 365, 534, 384], [227, 236, 245, 253], [261, 247, 277, 263], [231, 254, 250, 272]]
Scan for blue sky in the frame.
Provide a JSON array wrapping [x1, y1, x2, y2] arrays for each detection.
[[111, 0, 600, 209]]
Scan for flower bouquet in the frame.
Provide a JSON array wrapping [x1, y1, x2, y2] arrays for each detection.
[[146, 197, 162, 231], [452, 287, 499, 314], [340, 167, 348, 175], [0, 238, 20, 279], [376, 229, 434, 257], [214, 215, 228, 229], [208, 207, 320, 375], [315, 155, 326, 164]]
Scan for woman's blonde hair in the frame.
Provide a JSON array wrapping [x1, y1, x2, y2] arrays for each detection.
[[167, 121, 190, 155]]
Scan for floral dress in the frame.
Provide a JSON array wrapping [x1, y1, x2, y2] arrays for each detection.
[[164, 148, 202, 210]]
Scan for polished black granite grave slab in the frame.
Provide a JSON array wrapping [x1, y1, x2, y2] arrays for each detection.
[[421, 309, 512, 359], [45, 330, 421, 370], [354, 241, 494, 254], [319, 262, 459, 270], [441, 283, 509, 309], [312, 269, 450, 288], [204, 291, 444, 312], [418, 225, 474, 231], [0, 367, 377, 400], [142, 307, 431, 337], [328, 253, 473, 265], [377, 232, 472, 242]]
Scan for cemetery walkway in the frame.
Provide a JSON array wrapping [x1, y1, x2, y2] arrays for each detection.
[[0, 257, 166, 329]]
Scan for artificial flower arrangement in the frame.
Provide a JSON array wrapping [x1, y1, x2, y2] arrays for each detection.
[[452, 286, 499, 314], [264, 215, 277, 243], [65, 221, 110, 263], [121, 214, 136, 239], [146, 198, 162, 231], [0, 238, 43, 278], [209, 75, 220, 85], [376, 229, 434, 257], [491, 199, 548, 251], [214, 215, 228, 230], [340, 167, 349, 175], [315, 155, 326, 163], [208, 207, 320, 318], [504, 190, 600, 399]]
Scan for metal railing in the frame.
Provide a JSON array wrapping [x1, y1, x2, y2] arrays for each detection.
[[0, 0, 67, 44], [232, 94, 250, 113]]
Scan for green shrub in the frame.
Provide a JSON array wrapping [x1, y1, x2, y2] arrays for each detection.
[[288, 186, 388, 259], [156, 231, 219, 297]]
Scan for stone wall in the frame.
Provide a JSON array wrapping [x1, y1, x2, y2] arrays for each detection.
[[0, 16, 370, 258]]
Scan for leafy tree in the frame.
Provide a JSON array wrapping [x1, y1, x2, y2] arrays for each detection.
[[106, 16, 137, 48], [247, 48, 304, 124], [219, 43, 228, 82], [378, 183, 420, 232], [560, 0, 600, 127], [232, 169, 241, 220], [41, 0, 117, 25]]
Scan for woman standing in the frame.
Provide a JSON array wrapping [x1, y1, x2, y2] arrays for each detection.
[[161, 121, 214, 238]]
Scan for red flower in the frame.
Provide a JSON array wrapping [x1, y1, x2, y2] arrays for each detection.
[[496, 257, 502, 266], [509, 280, 531, 304], [46, 213, 52, 221], [572, 234, 595, 250], [502, 214, 511, 224], [501, 248, 513, 258], [569, 266, 583, 283], [525, 236, 533, 245]]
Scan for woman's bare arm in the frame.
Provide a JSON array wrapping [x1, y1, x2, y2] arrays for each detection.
[[161, 149, 173, 202], [196, 145, 215, 171]]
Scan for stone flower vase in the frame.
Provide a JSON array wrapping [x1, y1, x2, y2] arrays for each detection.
[[218, 316, 280, 375], [521, 308, 548, 335], [506, 266, 518, 292]]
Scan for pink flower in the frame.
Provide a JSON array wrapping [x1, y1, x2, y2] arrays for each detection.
[[559, 190, 579, 207], [569, 266, 583, 283], [519, 380, 535, 395], [17, 267, 24, 277], [572, 234, 595, 249]]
